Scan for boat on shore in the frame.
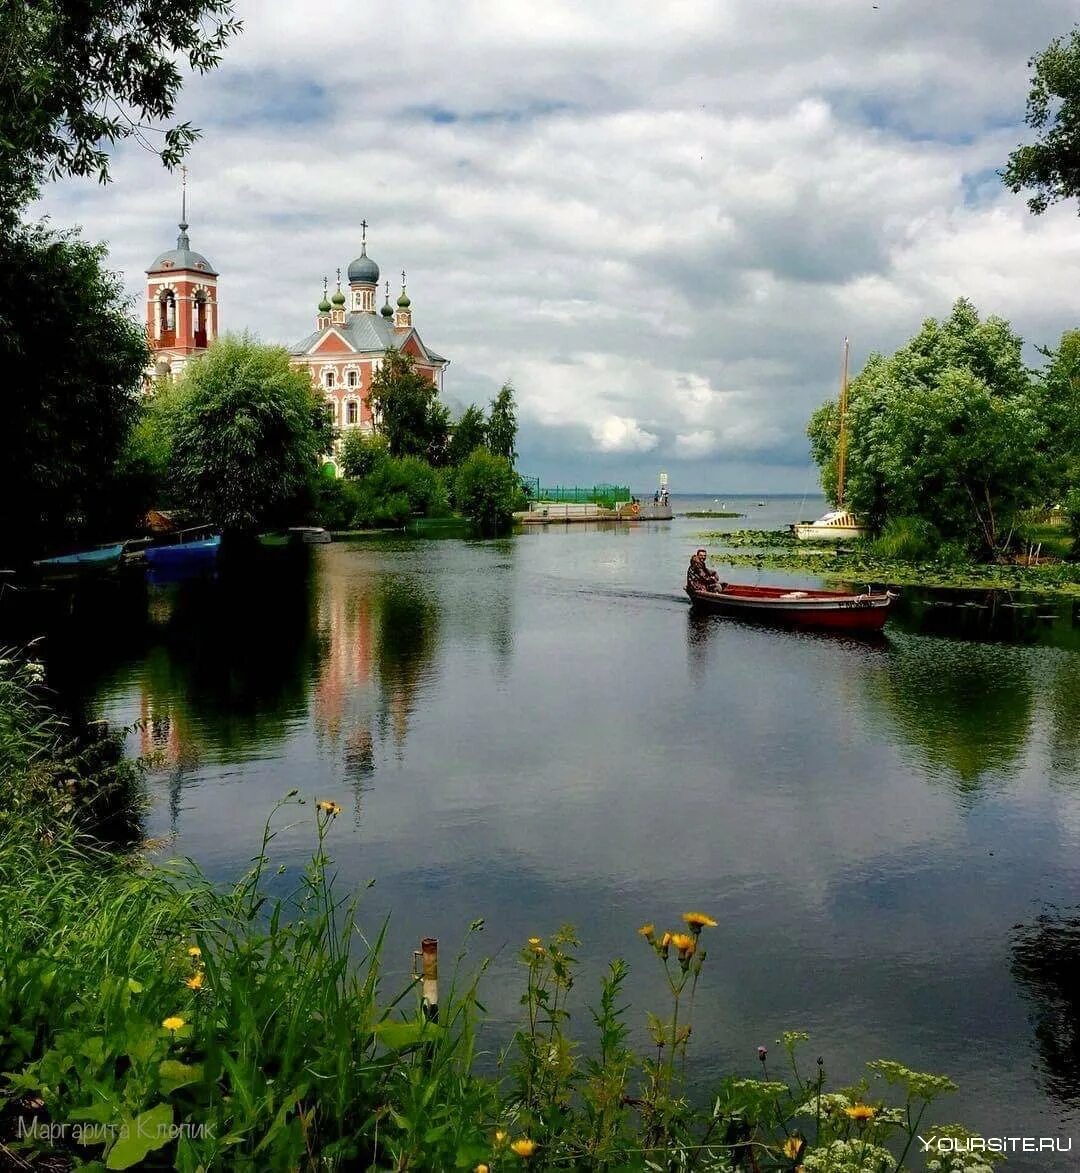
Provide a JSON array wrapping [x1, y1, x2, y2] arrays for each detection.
[[288, 526, 332, 545], [790, 509, 867, 541], [685, 581, 896, 631], [793, 339, 868, 542], [34, 543, 125, 575], [145, 528, 221, 570]]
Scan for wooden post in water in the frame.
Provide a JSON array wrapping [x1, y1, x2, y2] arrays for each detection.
[[413, 937, 439, 1023]]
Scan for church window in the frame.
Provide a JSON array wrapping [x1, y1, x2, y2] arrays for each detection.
[[347, 400, 358, 425], [347, 370, 358, 388], [159, 290, 176, 333], [324, 370, 335, 389]]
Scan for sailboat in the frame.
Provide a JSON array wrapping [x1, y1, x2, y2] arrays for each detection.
[[792, 338, 868, 542]]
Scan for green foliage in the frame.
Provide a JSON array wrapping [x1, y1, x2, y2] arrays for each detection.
[[0, 221, 149, 560], [487, 382, 519, 463], [1065, 487, 1080, 547], [808, 299, 1047, 556], [309, 476, 362, 530], [0, 0, 240, 221], [162, 335, 333, 533], [0, 651, 144, 842], [351, 456, 449, 527], [1032, 329, 1080, 491], [369, 348, 447, 462], [452, 449, 522, 534], [446, 404, 488, 467], [1002, 24, 1080, 215], [873, 517, 942, 561], [339, 429, 389, 479]]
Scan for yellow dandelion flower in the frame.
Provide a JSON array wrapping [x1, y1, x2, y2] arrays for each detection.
[[184, 970, 205, 990], [494, 1130, 508, 1145], [162, 1016, 185, 1032], [187, 945, 202, 957], [681, 911, 717, 932], [659, 931, 673, 958], [527, 937, 542, 947], [783, 1135, 803, 1159], [475, 1166, 490, 1173], [637, 922, 655, 940], [844, 1104, 876, 1122], [510, 1137, 537, 1158], [316, 800, 342, 816], [670, 932, 696, 957]]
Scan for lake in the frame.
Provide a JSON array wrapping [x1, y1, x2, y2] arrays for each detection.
[[18, 494, 1080, 1166]]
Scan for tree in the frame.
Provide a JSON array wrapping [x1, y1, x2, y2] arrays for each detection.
[[164, 335, 333, 533], [1002, 25, 1080, 214], [487, 383, 518, 463], [807, 299, 1046, 554], [1032, 330, 1080, 492], [453, 448, 521, 534], [0, 0, 240, 222], [0, 220, 149, 559], [446, 404, 488, 466], [369, 348, 447, 460], [339, 429, 389, 479]]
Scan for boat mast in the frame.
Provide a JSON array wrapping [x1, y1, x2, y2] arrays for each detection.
[[836, 337, 850, 510]]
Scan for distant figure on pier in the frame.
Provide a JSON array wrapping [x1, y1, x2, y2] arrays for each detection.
[[654, 490, 660, 504], [687, 549, 721, 593]]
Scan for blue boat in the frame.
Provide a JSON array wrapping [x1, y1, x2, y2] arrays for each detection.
[[144, 532, 222, 570], [35, 543, 125, 574]]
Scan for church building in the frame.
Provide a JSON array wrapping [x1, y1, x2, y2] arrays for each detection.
[[287, 224, 449, 452], [145, 178, 218, 378]]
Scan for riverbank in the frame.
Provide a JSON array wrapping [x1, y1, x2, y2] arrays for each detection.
[[699, 529, 1080, 595], [0, 655, 977, 1172]]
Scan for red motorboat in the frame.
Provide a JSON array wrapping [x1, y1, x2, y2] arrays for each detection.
[[685, 582, 897, 631]]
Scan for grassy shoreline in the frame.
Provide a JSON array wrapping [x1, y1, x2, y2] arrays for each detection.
[[698, 529, 1080, 596]]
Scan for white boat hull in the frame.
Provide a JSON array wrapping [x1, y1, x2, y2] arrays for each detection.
[[792, 523, 867, 541]]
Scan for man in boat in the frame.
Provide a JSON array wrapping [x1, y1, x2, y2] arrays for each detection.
[[687, 548, 722, 593]]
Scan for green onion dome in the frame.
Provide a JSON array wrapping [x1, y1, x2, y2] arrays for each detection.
[[396, 289, 411, 308], [331, 288, 346, 306], [318, 294, 332, 313]]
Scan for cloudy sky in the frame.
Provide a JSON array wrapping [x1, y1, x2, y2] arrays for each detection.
[[37, 0, 1080, 491]]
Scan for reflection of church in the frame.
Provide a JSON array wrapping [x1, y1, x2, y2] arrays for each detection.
[[144, 189, 450, 462]]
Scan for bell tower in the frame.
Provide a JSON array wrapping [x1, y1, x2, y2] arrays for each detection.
[[146, 168, 218, 379]]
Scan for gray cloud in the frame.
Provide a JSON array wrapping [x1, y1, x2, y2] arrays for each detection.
[[35, 0, 1080, 490]]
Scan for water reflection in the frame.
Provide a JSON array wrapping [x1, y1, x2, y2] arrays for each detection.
[[863, 635, 1035, 791], [134, 554, 321, 765], [311, 555, 443, 774], [1012, 910, 1080, 1106]]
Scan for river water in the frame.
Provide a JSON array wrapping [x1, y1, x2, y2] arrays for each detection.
[[18, 494, 1080, 1166]]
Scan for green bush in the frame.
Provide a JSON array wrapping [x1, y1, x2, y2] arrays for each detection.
[[1065, 486, 1080, 546], [872, 516, 941, 561], [310, 476, 362, 530], [351, 456, 449, 527], [339, 430, 389, 480], [0, 651, 144, 842], [452, 449, 521, 534]]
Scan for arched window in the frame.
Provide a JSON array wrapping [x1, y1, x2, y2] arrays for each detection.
[[159, 290, 176, 335], [193, 293, 208, 347], [324, 370, 335, 389], [347, 400, 359, 425], [347, 369, 359, 388]]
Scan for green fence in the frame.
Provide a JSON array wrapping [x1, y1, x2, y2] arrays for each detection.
[[533, 483, 631, 505]]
